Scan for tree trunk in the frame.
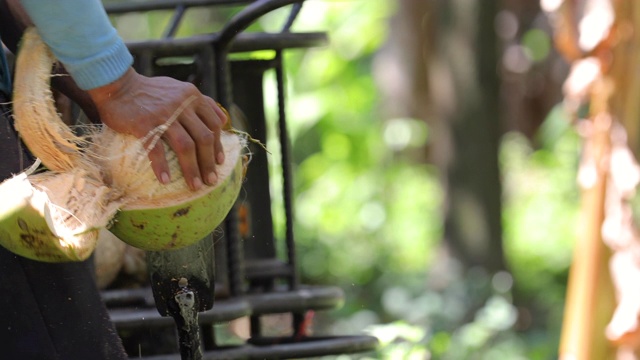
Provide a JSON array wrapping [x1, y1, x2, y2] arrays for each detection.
[[377, 0, 506, 272], [429, 0, 506, 272]]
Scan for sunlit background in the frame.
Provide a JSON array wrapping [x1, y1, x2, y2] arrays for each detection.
[[107, 1, 579, 358]]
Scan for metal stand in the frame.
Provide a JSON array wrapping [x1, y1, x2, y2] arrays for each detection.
[[101, 1, 379, 358]]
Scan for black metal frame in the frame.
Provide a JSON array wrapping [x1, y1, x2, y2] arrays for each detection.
[[100, 1, 378, 358]]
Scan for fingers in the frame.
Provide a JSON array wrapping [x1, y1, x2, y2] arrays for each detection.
[[202, 97, 226, 165], [162, 96, 226, 190], [99, 75, 227, 191], [162, 119, 202, 191], [181, 109, 218, 187], [147, 140, 171, 185], [209, 98, 229, 129]]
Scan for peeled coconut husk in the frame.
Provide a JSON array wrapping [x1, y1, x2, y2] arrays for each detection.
[[94, 229, 127, 289], [94, 229, 149, 290], [0, 28, 245, 262]]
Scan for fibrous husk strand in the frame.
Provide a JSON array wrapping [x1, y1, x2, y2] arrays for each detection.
[[92, 126, 245, 206], [12, 28, 87, 172], [28, 169, 125, 253]]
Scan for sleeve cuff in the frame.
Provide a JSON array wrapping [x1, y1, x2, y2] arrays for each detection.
[[63, 40, 133, 91]]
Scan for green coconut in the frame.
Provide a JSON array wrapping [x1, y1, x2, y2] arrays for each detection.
[[96, 129, 245, 250], [0, 168, 121, 262], [0, 28, 246, 262]]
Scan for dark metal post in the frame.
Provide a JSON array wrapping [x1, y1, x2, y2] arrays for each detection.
[[162, 4, 187, 38], [274, 50, 298, 290]]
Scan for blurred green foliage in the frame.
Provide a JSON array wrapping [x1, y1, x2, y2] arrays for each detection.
[[259, 1, 441, 299], [271, 2, 578, 359], [109, 0, 580, 358]]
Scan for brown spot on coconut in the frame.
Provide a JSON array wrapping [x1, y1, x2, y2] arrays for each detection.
[[0, 28, 246, 262]]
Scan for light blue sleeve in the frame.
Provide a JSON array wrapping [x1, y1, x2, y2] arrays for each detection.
[[19, 0, 133, 90]]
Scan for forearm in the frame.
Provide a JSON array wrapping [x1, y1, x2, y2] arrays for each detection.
[[51, 66, 100, 123], [18, 0, 133, 90]]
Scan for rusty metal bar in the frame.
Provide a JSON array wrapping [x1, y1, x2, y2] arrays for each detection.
[[273, 50, 298, 290]]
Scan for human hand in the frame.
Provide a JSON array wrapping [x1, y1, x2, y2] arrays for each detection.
[[87, 68, 228, 191]]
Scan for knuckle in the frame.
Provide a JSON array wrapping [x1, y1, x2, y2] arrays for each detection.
[[183, 82, 200, 96], [194, 131, 215, 146], [129, 121, 150, 137], [172, 137, 196, 154], [213, 113, 224, 127]]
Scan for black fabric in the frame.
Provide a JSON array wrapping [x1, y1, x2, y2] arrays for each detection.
[[0, 0, 23, 99], [0, 96, 127, 359], [0, 0, 27, 53], [0, 251, 128, 359]]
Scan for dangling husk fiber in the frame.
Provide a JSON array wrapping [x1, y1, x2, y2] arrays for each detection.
[[12, 29, 87, 173]]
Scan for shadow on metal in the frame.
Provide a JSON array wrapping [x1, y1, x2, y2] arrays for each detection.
[[100, 1, 379, 359]]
